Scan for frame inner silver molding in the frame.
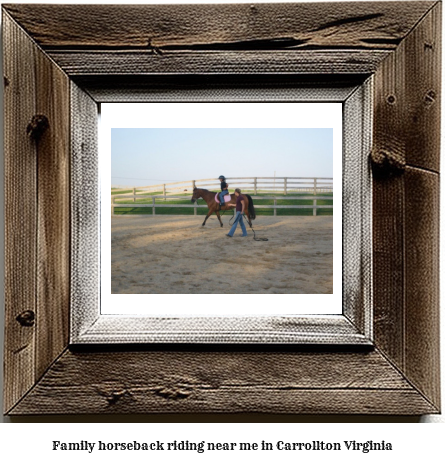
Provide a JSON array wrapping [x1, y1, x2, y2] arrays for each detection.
[[70, 81, 373, 345]]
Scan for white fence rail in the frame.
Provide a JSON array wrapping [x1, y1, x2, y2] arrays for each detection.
[[111, 177, 333, 217], [111, 195, 333, 217], [111, 176, 333, 198]]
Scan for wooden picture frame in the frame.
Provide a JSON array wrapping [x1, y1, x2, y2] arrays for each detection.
[[74, 87, 369, 346], [2, 2, 441, 415]]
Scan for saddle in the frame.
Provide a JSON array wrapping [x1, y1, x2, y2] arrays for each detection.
[[215, 193, 231, 204]]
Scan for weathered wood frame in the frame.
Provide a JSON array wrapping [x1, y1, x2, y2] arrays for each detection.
[[74, 83, 371, 346], [2, 2, 441, 415]]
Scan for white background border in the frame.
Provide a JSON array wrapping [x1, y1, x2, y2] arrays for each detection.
[[101, 102, 342, 316]]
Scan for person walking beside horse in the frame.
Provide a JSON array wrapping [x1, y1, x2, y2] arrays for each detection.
[[226, 188, 248, 238], [191, 185, 256, 228]]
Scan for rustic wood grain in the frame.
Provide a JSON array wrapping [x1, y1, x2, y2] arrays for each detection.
[[47, 50, 391, 77], [9, 349, 437, 415], [12, 387, 437, 416], [35, 43, 71, 380], [372, 164, 405, 374], [404, 168, 440, 409], [404, 2, 441, 172], [371, 13, 414, 370], [75, 315, 370, 345], [70, 83, 99, 340], [372, 174, 405, 369], [371, 1, 440, 173], [2, 2, 435, 50], [342, 81, 372, 337], [3, 12, 37, 414], [76, 74, 365, 103], [371, 4, 441, 411]]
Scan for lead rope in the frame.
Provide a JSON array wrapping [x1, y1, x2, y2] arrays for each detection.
[[228, 210, 235, 225], [217, 199, 268, 241], [243, 214, 269, 241]]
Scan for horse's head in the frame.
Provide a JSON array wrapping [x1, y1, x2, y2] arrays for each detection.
[[191, 187, 201, 203]]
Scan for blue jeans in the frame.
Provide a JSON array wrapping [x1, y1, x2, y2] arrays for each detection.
[[228, 211, 247, 237], [219, 190, 228, 205]]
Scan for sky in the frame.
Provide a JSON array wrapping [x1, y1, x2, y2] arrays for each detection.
[[111, 128, 333, 187]]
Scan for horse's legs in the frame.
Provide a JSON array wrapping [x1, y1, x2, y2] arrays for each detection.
[[202, 209, 212, 226], [215, 210, 223, 227]]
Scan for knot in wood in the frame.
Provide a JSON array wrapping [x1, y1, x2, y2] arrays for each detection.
[[16, 310, 35, 327], [425, 90, 436, 105], [370, 149, 405, 177], [96, 385, 130, 405], [27, 115, 49, 140], [105, 390, 128, 405], [154, 386, 191, 400]]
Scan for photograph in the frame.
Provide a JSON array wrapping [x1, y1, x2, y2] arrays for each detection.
[[110, 127, 335, 295]]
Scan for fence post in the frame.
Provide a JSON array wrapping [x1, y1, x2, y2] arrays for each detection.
[[192, 180, 196, 189], [274, 199, 277, 217], [163, 184, 166, 200], [194, 201, 197, 216], [111, 195, 117, 215], [284, 177, 287, 195], [152, 197, 156, 216], [313, 198, 317, 216], [254, 177, 257, 195], [132, 187, 136, 202], [313, 178, 317, 195]]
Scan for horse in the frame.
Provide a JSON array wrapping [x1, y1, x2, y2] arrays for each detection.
[[191, 187, 256, 228]]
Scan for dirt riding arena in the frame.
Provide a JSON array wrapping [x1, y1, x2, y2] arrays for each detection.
[[112, 215, 333, 294]]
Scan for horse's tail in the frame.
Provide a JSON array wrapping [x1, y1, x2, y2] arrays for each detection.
[[245, 194, 256, 220]]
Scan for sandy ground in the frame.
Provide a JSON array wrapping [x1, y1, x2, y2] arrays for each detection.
[[111, 215, 333, 294]]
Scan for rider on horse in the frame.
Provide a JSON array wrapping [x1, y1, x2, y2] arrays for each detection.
[[218, 175, 229, 208]]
